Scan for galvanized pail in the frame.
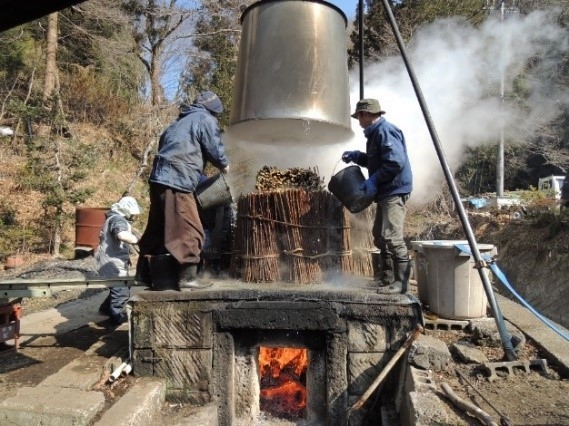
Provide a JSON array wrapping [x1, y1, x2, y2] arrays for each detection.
[[196, 173, 233, 210], [328, 165, 372, 213]]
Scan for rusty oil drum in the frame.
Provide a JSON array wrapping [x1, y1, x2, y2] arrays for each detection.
[[75, 207, 108, 251]]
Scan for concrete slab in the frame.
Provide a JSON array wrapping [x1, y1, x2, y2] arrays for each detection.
[[0, 287, 144, 425], [168, 404, 219, 426], [0, 386, 105, 426], [19, 287, 144, 346], [95, 378, 166, 426], [19, 291, 108, 345], [495, 293, 569, 376], [39, 354, 106, 390]]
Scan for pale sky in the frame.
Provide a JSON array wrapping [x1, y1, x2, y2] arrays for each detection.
[[329, 0, 358, 19]]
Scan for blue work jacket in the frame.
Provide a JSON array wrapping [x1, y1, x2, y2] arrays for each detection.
[[149, 104, 229, 192], [353, 117, 413, 200]]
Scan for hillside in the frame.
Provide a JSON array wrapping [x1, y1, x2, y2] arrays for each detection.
[[0, 118, 158, 261]]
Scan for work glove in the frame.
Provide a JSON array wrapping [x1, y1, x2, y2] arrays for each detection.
[[342, 151, 360, 164], [359, 179, 377, 199], [117, 230, 139, 245]]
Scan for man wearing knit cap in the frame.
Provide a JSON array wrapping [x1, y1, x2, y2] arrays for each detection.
[[136, 90, 229, 290]]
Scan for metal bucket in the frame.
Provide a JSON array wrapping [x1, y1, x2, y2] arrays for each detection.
[[75, 207, 107, 251], [195, 173, 233, 210], [328, 165, 372, 213], [228, 0, 353, 144]]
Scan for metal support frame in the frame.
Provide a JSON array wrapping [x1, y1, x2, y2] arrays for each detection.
[[380, 0, 517, 360], [0, 277, 142, 299]]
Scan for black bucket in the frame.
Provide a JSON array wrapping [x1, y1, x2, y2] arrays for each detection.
[[328, 165, 373, 213], [149, 254, 179, 290], [196, 173, 233, 210]]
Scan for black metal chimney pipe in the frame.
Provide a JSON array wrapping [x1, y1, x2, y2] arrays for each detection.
[[380, 0, 517, 361]]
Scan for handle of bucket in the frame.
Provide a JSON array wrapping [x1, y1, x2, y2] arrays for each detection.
[[331, 158, 344, 177]]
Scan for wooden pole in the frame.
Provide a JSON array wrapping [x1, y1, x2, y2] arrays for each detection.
[[347, 324, 423, 416]]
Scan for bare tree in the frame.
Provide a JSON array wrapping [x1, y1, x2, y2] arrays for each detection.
[[122, 0, 200, 106]]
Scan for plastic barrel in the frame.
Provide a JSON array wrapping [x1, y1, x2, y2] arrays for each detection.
[[327, 165, 372, 213], [75, 207, 107, 251], [421, 241, 497, 320], [196, 173, 233, 210]]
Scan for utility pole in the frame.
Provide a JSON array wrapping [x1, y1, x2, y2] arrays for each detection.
[[483, 0, 519, 197]]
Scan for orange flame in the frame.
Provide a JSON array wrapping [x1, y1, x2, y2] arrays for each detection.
[[259, 346, 308, 419]]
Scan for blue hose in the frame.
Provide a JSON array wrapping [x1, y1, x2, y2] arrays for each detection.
[[455, 244, 569, 342]]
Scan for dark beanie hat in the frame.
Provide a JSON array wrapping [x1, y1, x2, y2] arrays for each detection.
[[194, 90, 223, 114]]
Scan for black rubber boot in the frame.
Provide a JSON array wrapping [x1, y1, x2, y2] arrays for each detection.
[[178, 264, 213, 290], [371, 251, 382, 281], [378, 258, 409, 294], [378, 254, 394, 287], [98, 293, 111, 317], [134, 255, 151, 285]]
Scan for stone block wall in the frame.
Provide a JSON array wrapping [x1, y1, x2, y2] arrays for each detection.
[[129, 286, 421, 425]]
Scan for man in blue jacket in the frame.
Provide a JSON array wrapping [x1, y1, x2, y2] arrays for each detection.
[[342, 98, 413, 294], [136, 90, 229, 290]]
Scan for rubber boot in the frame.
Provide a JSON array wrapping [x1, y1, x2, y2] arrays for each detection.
[[378, 255, 394, 287], [371, 251, 382, 281], [98, 293, 111, 317], [134, 255, 151, 285], [178, 264, 213, 290], [378, 258, 409, 294]]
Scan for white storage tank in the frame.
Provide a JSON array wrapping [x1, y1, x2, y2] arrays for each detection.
[[410, 240, 471, 306], [420, 241, 497, 320]]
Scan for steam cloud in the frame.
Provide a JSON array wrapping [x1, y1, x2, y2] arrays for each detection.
[[227, 10, 569, 204]]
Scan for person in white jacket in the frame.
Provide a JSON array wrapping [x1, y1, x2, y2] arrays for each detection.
[[95, 196, 140, 325]]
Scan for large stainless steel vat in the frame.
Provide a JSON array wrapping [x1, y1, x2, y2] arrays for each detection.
[[228, 0, 353, 144]]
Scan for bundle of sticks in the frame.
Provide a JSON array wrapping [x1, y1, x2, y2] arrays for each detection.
[[349, 204, 376, 277], [231, 188, 353, 283], [255, 166, 324, 192], [230, 192, 281, 282]]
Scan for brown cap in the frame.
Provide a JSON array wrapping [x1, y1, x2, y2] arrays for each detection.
[[351, 98, 385, 118]]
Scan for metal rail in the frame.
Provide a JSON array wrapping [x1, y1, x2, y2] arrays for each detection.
[[0, 277, 144, 299]]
